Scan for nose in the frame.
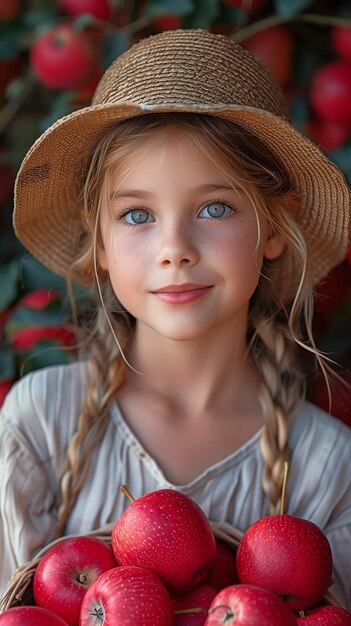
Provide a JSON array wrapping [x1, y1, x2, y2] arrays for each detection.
[[156, 221, 199, 268]]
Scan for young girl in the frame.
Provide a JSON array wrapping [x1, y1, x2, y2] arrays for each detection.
[[1, 29, 350, 609]]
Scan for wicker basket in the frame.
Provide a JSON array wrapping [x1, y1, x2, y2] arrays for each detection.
[[0, 520, 342, 614]]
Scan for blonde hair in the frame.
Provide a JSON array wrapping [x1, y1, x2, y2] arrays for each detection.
[[56, 112, 325, 534]]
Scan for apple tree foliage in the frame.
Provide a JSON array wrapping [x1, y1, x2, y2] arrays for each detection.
[[0, 0, 351, 424]]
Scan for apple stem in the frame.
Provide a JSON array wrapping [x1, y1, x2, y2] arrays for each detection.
[[280, 461, 289, 515], [208, 605, 235, 620], [120, 484, 136, 502], [174, 607, 204, 615]]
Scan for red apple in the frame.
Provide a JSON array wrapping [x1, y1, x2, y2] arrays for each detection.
[[0, 0, 20, 21], [33, 536, 117, 626], [204, 583, 297, 625], [17, 289, 61, 310], [310, 61, 351, 124], [332, 26, 351, 62], [59, 0, 110, 20], [11, 325, 76, 349], [30, 23, 99, 90], [112, 489, 216, 594], [0, 606, 69, 625], [207, 539, 239, 590], [173, 583, 218, 625], [0, 379, 13, 408], [236, 515, 333, 611], [80, 565, 174, 626], [242, 25, 295, 87], [297, 605, 351, 624]]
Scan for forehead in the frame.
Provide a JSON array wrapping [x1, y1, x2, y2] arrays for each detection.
[[111, 126, 229, 188]]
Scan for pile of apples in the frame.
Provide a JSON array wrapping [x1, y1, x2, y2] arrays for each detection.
[[0, 487, 350, 625]]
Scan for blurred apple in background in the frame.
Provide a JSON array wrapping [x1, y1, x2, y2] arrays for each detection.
[[310, 61, 351, 124], [242, 25, 295, 87]]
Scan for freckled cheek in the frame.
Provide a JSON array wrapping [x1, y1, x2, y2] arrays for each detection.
[[208, 231, 260, 264], [105, 234, 154, 285]]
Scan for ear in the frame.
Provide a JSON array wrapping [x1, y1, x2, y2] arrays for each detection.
[[263, 232, 285, 260]]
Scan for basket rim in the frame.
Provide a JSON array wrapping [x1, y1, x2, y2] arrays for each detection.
[[0, 521, 343, 613]]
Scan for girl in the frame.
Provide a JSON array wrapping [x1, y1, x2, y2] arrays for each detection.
[[1, 29, 351, 608]]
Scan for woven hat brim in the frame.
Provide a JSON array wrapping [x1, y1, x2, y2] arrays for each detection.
[[14, 101, 350, 286]]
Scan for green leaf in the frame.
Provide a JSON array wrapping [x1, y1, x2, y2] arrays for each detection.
[[5, 306, 71, 338], [0, 349, 16, 380], [0, 29, 22, 60], [40, 91, 75, 132], [329, 142, 351, 187], [145, 0, 194, 18], [20, 255, 67, 291], [7, 111, 42, 172], [0, 259, 21, 311], [274, 0, 314, 17], [19, 255, 90, 313], [217, 3, 245, 23], [183, 0, 220, 29], [21, 9, 59, 30], [289, 92, 309, 131], [103, 32, 131, 69], [19, 340, 72, 376], [73, 14, 97, 31]]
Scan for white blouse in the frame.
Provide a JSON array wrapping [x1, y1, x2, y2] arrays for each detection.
[[0, 361, 350, 608]]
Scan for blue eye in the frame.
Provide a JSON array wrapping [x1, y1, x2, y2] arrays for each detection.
[[199, 202, 233, 219], [123, 209, 154, 225]]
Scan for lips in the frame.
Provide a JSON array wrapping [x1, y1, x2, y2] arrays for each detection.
[[152, 283, 211, 293], [151, 283, 213, 304]]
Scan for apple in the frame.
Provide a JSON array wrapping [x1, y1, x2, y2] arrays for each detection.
[[58, 0, 110, 20], [0, 606, 69, 625], [0, 379, 13, 408], [236, 515, 333, 611], [173, 583, 218, 625], [0, 0, 20, 21], [17, 289, 61, 309], [299, 605, 351, 625], [112, 488, 216, 594], [30, 23, 99, 90], [33, 536, 117, 626], [207, 539, 239, 590], [11, 325, 76, 349], [297, 605, 351, 625], [310, 61, 351, 124], [80, 565, 174, 626], [204, 583, 297, 625]]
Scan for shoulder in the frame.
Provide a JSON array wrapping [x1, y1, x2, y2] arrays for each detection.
[[0, 361, 91, 458], [290, 399, 351, 454], [287, 400, 351, 525]]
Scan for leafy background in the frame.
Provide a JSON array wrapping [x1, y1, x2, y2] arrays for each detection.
[[1, 0, 351, 425]]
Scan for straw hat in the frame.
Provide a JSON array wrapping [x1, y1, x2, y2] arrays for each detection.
[[14, 28, 350, 286]]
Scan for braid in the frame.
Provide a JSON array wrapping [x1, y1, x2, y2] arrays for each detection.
[[55, 309, 127, 537], [249, 312, 305, 514]]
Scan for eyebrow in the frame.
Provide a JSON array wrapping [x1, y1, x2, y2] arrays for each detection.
[[110, 183, 235, 200]]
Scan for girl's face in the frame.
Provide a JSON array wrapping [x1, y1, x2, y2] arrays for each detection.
[[98, 129, 284, 342]]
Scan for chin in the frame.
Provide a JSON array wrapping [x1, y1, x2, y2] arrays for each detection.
[[148, 322, 212, 343]]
